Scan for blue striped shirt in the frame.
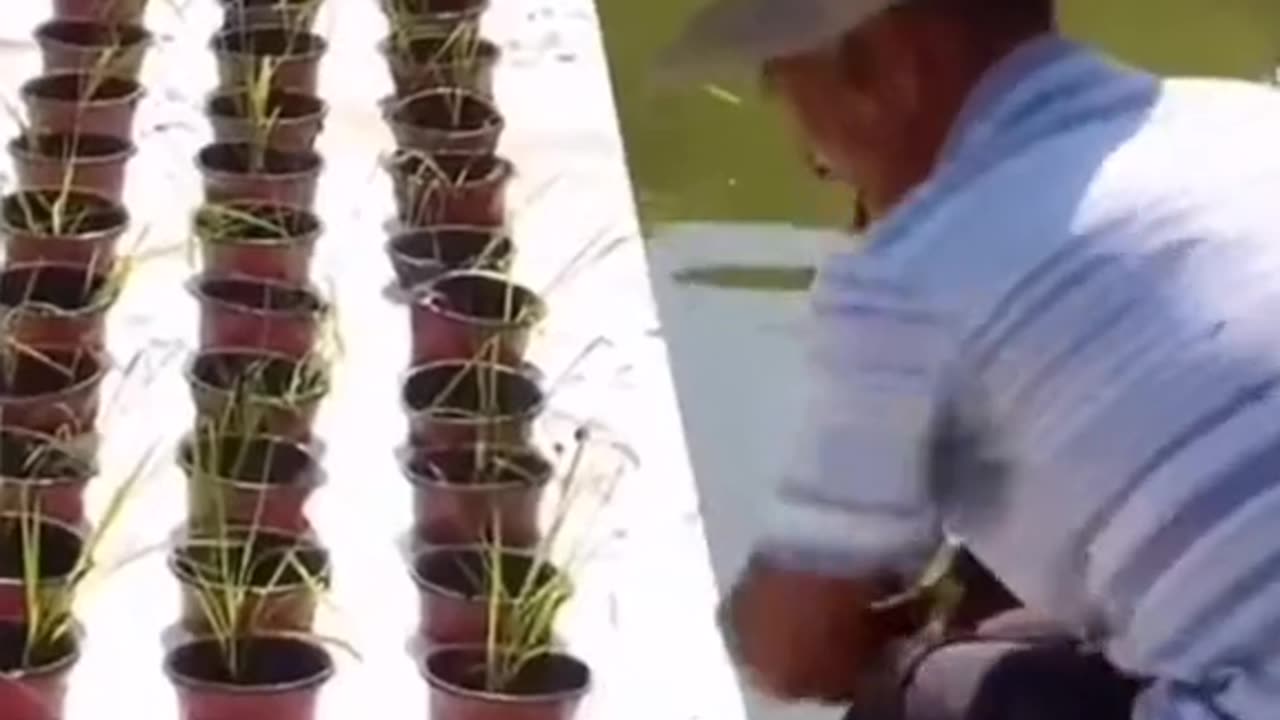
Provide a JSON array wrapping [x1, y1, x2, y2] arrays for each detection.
[[761, 35, 1280, 720]]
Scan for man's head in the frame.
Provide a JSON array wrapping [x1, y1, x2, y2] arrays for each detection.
[[672, 0, 1056, 218]]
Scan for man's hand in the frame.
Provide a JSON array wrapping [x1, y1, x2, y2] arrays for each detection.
[[719, 554, 924, 702]]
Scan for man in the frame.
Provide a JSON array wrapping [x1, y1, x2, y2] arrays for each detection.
[[666, 1, 1280, 719]]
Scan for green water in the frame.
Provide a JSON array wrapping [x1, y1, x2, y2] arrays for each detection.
[[598, 0, 1280, 229]]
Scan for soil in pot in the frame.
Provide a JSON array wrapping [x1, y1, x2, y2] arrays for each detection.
[[218, 0, 325, 31], [186, 349, 329, 440], [0, 428, 95, 527], [20, 72, 144, 140], [0, 347, 106, 437], [35, 19, 152, 80], [412, 545, 565, 645], [386, 225, 513, 291], [170, 528, 330, 633], [206, 89, 327, 152], [166, 634, 333, 720], [195, 201, 322, 282], [0, 262, 117, 350], [383, 88, 503, 154], [0, 515, 82, 623], [380, 33, 500, 98], [387, 150, 511, 227], [179, 431, 322, 533], [198, 143, 323, 209], [401, 443, 551, 547], [0, 189, 128, 272], [410, 270, 546, 365], [191, 276, 327, 359], [52, 0, 149, 23], [211, 26, 329, 94], [0, 620, 79, 720], [424, 645, 590, 720], [9, 132, 135, 202], [402, 361, 543, 447]]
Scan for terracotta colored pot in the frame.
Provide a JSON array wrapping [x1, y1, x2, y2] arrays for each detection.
[[398, 443, 550, 547], [0, 189, 128, 273], [211, 26, 329, 94], [51, 0, 148, 22], [186, 349, 329, 441], [378, 34, 499, 98], [411, 546, 565, 646], [409, 270, 545, 366], [386, 150, 511, 227], [382, 88, 502, 154], [0, 262, 117, 351], [0, 621, 79, 720], [9, 133, 135, 203], [218, 0, 324, 31], [166, 634, 333, 720], [195, 201, 322, 282], [386, 225, 512, 291], [198, 143, 323, 209], [423, 645, 590, 720], [178, 431, 323, 534], [376, 0, 487, 28], [20, 73, 144, 141], [0, 514, 82, 624], [170, 528, 330, 634], [191, 276, 327, 359], [35, 19, 152, 80], [0, 428, 95, 527], [0, 347, 107, 437], [401, 361, 543, 447], [206, 89, 328, 152]]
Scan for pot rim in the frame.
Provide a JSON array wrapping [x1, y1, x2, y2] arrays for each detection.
[[204, 88, 329, 125], [195, 142, 324, 182], [0, 260, 119, 318], [0, 426, 97, 488], [412, 268, 546, 329], [176, 430, 326, 492], [380, 87, 503, 137], [19, 71, 146, 106], [8, 134, 137, 166], [408, 543, 559, 600], [0, 187, 129, 241], [400, 360, 544, 423], [384, 150, 513, 189], [0, 347, 109, 404], [386, 224, 510, 267], [421, 643, 592, 704], [163, 632, 335, 694], [209, 25, 330, 61], [184, 348, 331, 406], [394, 442, 552, 492], [167, 526, 331, 594], [33, 18, 154, 49], [0, 618, 83, 679], [377, 34, 502, 67], [376, 0, 488, 24], [194, 200, 323, 248], [186, 274, 329, 318], [0, 511, 85, 588]]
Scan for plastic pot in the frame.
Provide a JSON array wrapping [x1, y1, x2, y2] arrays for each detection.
[[409, 270, 545, 366], [166, 634, 333, 720], [401, 361, 543, 447], [376, 0, 488, 29], [411, 545, 565, 645], [170, 528, 331, 634], [186, 349, 330, 441], [178, 431, 323, 533], [198, 143, 323, 209], [0, 262, 118, 350], [195, 201, 322, 282], [386, 225, 512, 291], [9, 133, 136, 202], [386, 150, 511, 227], [35, 19, 152, 80], [52, 0, 148, 22], [0, 189, 128, 273], [0, 620, 79, 720], [424, 645, 590, 720], [0, 428, 95, 527], [211, 26, 329, 94], [0, 514, 83, 623], [382, 88, 502, 154], [20, 72, 144, 140], [398, 443, 550, 547], [206, 89, 328, 152], [0, 347, 107, 437], [190, 276, 328, 359], [218, 0, 325, 31], [378, 34, 499, 98]]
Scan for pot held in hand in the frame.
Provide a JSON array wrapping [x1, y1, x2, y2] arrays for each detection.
[[0, 262, 119, 350], [211, 26, 328, 95], [410, 270, 545, 365], [9, 133, 135, 204], [166, 634, 333, 720], [0, 620, 79, 720], [386, 150, 511, 227], [0, 428, 95, 527], [186, 348, 330, 440], [179, 431, 323, 534], [401, 360, 543, 447], [21, 72, 144, 141], [0, 514, 83, 623], [382, 88, 503, 154], [379, 33, 500, 98], [191, 275, 328, 359], [424, 645, 590, 720], [198, 143, 323, 210], [386, 224, 513, 291], [207, 89, 328, 152], [0, 189, 128, 274], [35, 19, 152, 80], [217, 0, 325, 31], [0, 347, 107, 437]]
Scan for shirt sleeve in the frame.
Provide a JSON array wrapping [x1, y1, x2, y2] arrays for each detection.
[[755, 253, 954, 581]]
